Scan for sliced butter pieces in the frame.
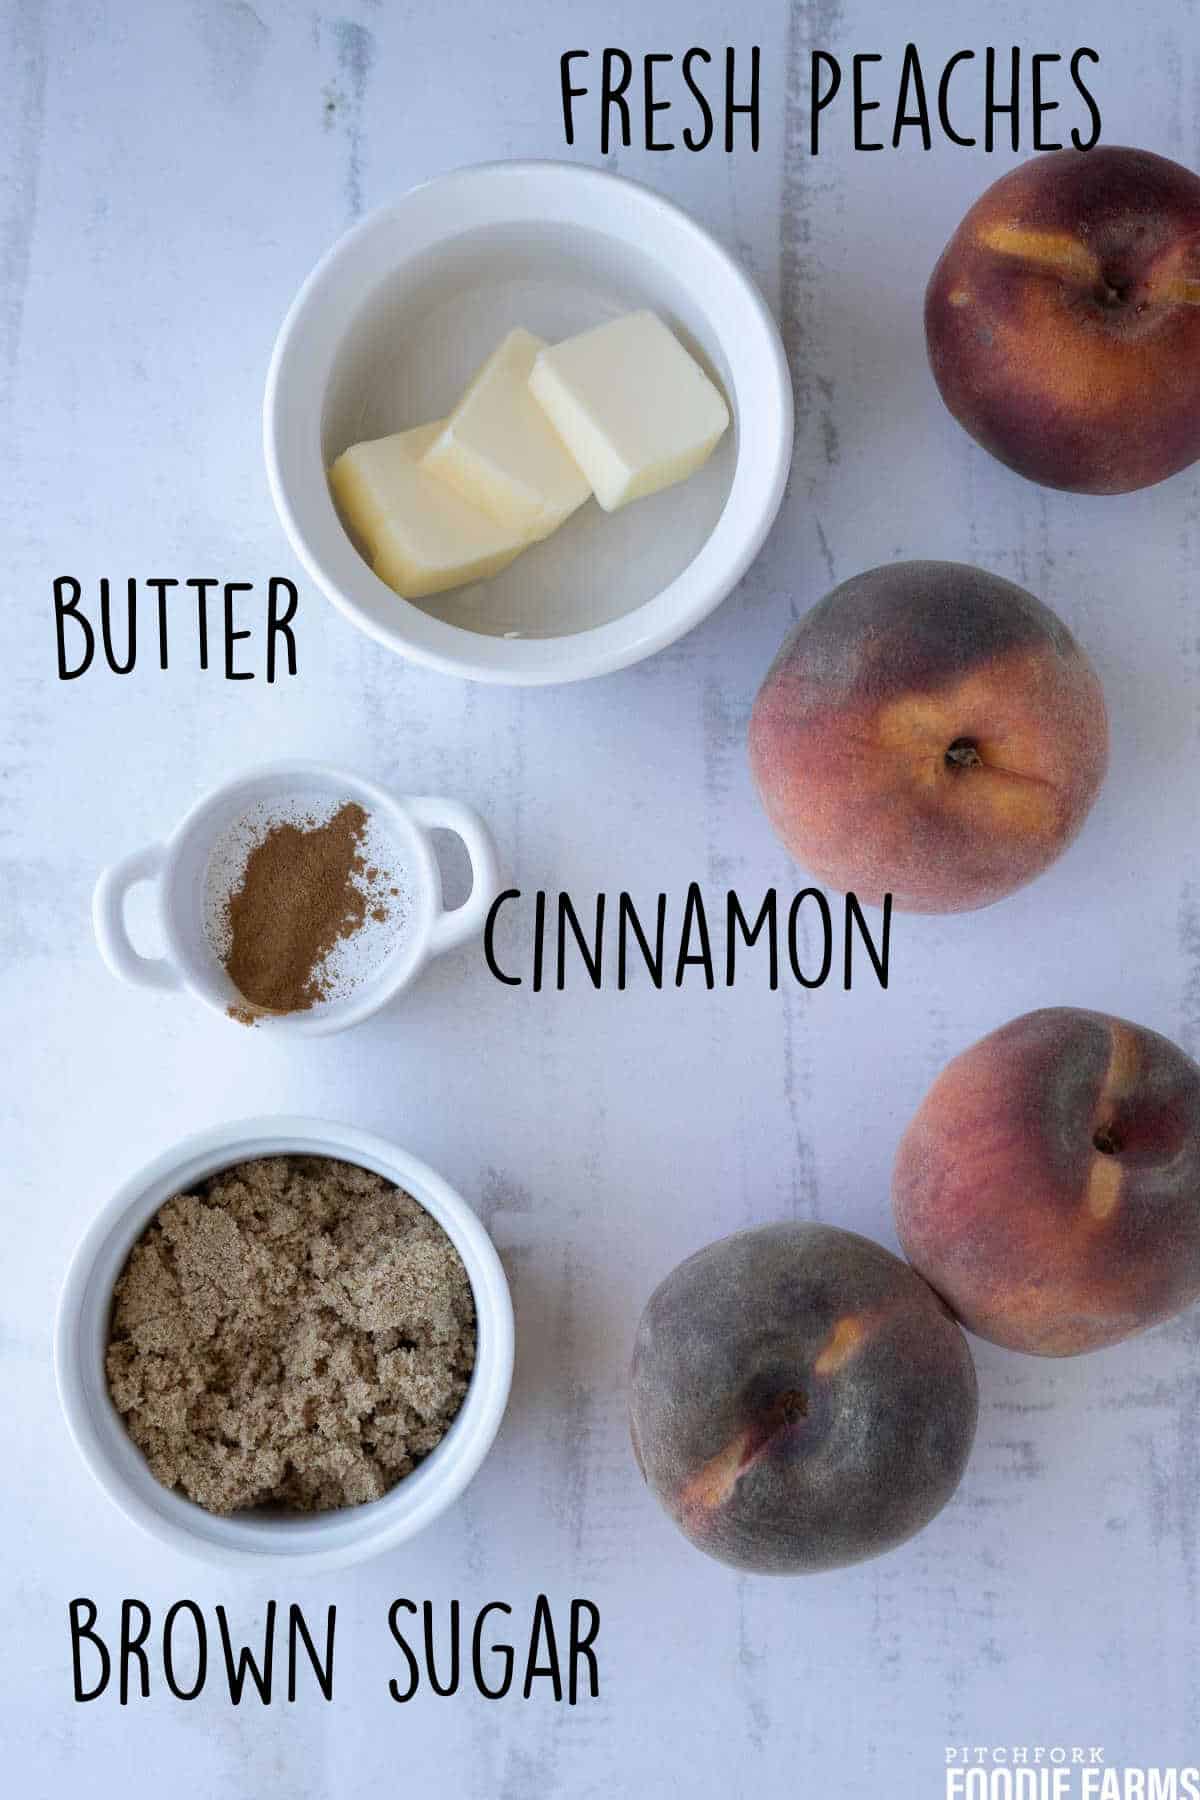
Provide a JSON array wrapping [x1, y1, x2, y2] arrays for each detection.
[[329, 422, 528, 600], [327, 312, 731, 604], [423, 328, 591, 540], [530, 310, 730, 512]]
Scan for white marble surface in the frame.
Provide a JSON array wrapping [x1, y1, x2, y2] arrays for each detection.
[[4, 1, 1200, 1794]]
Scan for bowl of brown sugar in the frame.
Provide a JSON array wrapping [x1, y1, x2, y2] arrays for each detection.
[[54, 1119, 514, 1570], [92, 760, 501, 1033]]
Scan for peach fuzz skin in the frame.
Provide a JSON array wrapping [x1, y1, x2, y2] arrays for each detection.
[[747, 561, 1108, 914], [893, 1009, 1200, 1357], [629, 1224, 977, 1574], [926, 146, 1200, 494]]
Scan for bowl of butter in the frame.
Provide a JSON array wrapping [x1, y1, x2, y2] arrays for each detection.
[[264, 161, 792, 685]]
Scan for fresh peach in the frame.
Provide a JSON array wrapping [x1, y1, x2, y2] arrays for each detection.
[[926, 146, 1200, 493], [629, 1223, 978, 1573], [747, 561, 1108, 913], [894, 1008, 1200, 1356]]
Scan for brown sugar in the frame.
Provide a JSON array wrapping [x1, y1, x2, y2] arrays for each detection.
[[222, 801, 388, 1017], [105, 1155, 477, 1515]]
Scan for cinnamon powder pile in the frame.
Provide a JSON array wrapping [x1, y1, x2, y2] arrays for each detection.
[[222, 801, 389, 1018]]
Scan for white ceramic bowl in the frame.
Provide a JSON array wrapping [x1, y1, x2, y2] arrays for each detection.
[[92, 759, 501, 1036], [55, 1119, 515, 1572], [264, 160, 792, 684]]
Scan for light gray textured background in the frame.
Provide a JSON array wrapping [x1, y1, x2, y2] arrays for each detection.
[[4, 1, 1199, 1794]]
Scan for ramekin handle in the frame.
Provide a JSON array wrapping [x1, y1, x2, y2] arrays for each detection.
[[92, 845, 182, 992], [403, 797, 502, 958]]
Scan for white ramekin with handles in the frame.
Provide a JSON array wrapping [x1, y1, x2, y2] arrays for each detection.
[[92, 759, 502, 1033], [55, 1118, 515, 1572], [264, 159, 793, 683]]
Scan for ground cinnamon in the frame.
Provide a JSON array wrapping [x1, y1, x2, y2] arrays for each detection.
[[223, 801, 383, 1015]]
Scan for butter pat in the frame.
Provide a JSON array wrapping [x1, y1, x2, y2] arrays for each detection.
[[529, 310, 730, 512], [423, 329, 591, 539], [329, 422, 529, 599]]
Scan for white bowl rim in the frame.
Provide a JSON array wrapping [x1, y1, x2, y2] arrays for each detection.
[[263, 157, 793, 685], [54, 1117, 515, 1573]]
